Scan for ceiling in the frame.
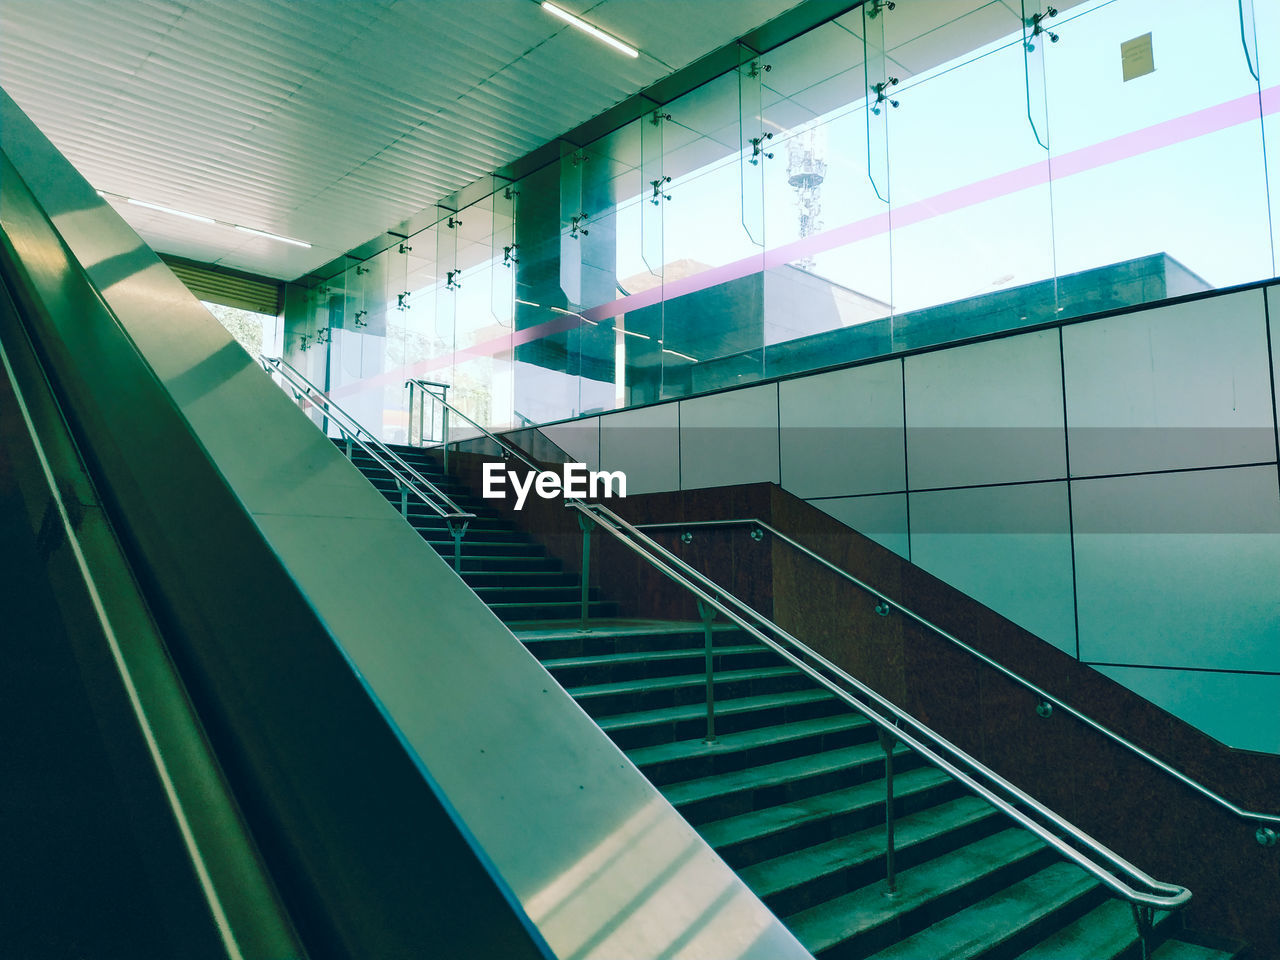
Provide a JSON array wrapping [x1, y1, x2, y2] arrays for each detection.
[[0, 0, 807, 281]]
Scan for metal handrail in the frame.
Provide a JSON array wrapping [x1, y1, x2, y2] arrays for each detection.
[[406, 379, 544, 473], [638, 517, 1280, 837], [261, 357, 475, 568], [389, 391, 1191, 915], [584, 502, 1188, 912]]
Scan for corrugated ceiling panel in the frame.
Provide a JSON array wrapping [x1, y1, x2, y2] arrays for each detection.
[[1, 0, 806, 279]]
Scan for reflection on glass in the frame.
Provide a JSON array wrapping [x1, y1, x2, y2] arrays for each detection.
[[278, 0, 1279, 442], [1045, 0, 1272, 317]]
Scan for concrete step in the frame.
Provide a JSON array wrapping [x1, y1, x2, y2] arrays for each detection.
[[742, 795, 1001, 918], [543, 643, 778, 688], [597, 688, 843, 751], [568, 665, 808, 719], [786, 829, 1050, 959], [1012, 898, 1175, 960], [859, 860, 1100, 960], [701, 765, 959, 870], [662, 740, 914, 826], [627, 713, 873, 787]]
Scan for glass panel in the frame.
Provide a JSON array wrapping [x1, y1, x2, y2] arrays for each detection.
[[738, 47, 768, 248], [391, 228, 438, 442], [888, 6, 1057, 344], [575, 121, 641, 415], [861, 0, 891, 205], [758, 19, 893, 382], [513, 162, 583, 423], [657, 70, 765, 398], [491, 179, 517, 328], [1044, 0, 1272, 317], [1253, 0, 1280, 277], [560, 141, 586, 305]]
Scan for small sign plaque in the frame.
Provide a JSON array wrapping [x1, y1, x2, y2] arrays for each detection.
[[1121, 32, 1155, 81]]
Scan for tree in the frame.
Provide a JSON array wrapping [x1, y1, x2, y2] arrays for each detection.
[[202, 301, 268, 356]]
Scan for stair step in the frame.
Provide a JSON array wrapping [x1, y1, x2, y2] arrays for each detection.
[[597, 688, 840, 750], [860, 861, 1099, 960], [424, 540, 542, 555], [488, 600, 619, 622], [475, 586, 600, 605], [1012, 898, 1172, 960], [452, 556, 564, 572], [569, 666, 803, 702], [628, 714, 869, 770], [544, 644, 767, 673], [462, 571, 573, 586], [1149, 941, 1243, 960], [786, 829, 1050, 958], [743, 795, 994, 897], [743, 796, 1000, 917], [543, 643, 779, 688], [701, 765, 952, 852], [661, 741, 911, 824], [569, 665, 806, 718], [521, 624, 747, 660]]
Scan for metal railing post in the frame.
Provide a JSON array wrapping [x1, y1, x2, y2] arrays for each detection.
[[398, 482, 408, 519], [406, 381, 416, 447], [441, 401, 450, 473], [447, 518, 468, 574], [1132, 904, 1153, 960], [698, 599, 718, 744], [578, 511, 594, 628], [880, 727, 898, 896]]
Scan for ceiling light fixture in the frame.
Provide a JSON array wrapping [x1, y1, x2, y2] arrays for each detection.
[[126, 197, 215, 224], [235, 225, 312, 249], [541, 2, 639, 58], [100, 189, 313, 249], [662, 347, 698, 362]]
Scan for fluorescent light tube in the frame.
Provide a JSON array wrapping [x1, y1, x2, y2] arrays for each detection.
[[235, 225, 312, 248], [126, 197, 215, 224], [542, 2, 638, 58], [662, 348, 697, 362]]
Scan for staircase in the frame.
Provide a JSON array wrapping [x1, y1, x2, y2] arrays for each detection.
[[345, 441, 1245, 960]]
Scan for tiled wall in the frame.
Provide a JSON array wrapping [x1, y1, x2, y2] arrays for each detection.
[[583, 282, 1280, 753]]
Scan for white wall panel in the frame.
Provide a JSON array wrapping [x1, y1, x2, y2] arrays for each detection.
[[779, 360, 904, 498], [904, 329, 1066, 489], [542, 418, 600, 470], [1063, 290, 1274, 476], [599, 404, 680, 495], [1073, 466, 1280, 671], [909, 482, 1075, 653], [679, 385, 780, 490], [1270, 284, 1280, 448], [810, 494, 909, 559], [1095, 665, 1280, 755]]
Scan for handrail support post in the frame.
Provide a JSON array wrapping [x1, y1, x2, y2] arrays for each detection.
[[880, 727, 899, 896], [578, 511, 595, 629], [697, 599, 718, 744], [447, 518, 468, 573], [441, 402, 450, 473], [1131, 903, 1154, 960]]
